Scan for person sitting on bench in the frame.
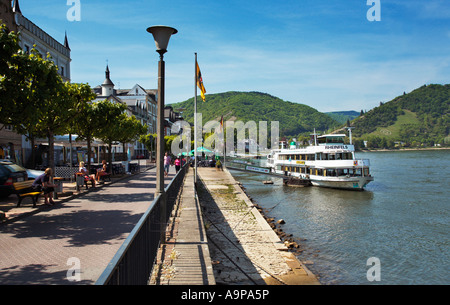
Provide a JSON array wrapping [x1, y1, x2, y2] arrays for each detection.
[[79, 161, 96, 187], [96, 160, 109, 181], [32, 168, 57, 206]]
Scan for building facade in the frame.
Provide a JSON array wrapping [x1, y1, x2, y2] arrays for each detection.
[[164, 106, 183, 136], [0, 0, 16, 31], [93, 66, 158, 158], [13, 0, 71, 82], [0, 0, 71, 165]]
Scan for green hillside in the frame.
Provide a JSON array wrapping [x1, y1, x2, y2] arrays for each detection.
[[326, 111, 360, 124], [350, 84, 450, 148], [170, 91, 340, 136]]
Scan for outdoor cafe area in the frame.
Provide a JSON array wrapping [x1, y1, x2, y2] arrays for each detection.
[[32, 135, 147, 180]]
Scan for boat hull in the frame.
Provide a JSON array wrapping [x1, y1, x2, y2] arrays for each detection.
[[310, 176, 374, 191]]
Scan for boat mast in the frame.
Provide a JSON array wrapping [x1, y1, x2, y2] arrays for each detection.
[[346, 127, 354, 145], [314, 128, 318, 146]]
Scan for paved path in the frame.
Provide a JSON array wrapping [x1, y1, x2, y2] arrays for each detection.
[[150, 169, 215, 285], [0, 168, 174, 285], [151, 167, 319, 285]]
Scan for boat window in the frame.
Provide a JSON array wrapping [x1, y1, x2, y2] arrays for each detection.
[[318, 136, 344, 144], [337, 169, 348, 176], [326, 169, 337, 176]]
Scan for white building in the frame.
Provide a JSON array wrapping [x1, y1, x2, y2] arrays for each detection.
[[13, 0, 71, 82], [93, 66, 158, 158]]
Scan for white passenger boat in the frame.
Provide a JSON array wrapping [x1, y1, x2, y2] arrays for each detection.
[[267, 129, 373, 190]]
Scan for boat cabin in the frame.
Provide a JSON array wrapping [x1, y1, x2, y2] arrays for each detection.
[[317, 134, 346, 145]]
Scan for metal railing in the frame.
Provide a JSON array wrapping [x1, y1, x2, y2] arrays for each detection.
[[95, 165, 188, 285]]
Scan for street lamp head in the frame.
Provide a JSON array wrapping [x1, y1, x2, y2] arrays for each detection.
[[146, 26, 178, 56]]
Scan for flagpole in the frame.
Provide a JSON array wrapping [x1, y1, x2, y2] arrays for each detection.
[[222, 116, 226, 167], [194, 53, 198, 185]]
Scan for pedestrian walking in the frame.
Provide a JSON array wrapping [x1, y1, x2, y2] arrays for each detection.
[[175, 157, 181, 173], [164, 152, 171, 176]]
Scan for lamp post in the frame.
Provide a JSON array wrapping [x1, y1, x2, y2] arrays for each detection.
[[147, 25, 177, 243]]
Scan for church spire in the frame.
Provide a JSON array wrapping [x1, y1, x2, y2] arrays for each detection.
[[64, 31, 70, 50], [102, 64, 114, 96], [12, 0, 22, 14]]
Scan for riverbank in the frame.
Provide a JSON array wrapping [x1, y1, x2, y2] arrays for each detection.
[[197, 167, 320, 285]]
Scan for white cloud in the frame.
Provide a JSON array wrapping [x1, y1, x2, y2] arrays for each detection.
[[160, 39, 450, 112]]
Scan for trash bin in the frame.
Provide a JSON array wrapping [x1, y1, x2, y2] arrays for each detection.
[[53, 177, 64, 199], [76, 174, 85, 191], [54, 178, 64, 193]]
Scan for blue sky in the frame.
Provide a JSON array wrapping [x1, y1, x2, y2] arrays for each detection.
[[17, 0, 450, 112]]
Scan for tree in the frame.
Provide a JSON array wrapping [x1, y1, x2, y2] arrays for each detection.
[[33, 78, 92, 171], [1, 25, 94, 170], [115, 114, 148, 160], [139, 133, 156, 161], [0, 23, 22, 123], [94, 100, 127, 173], [69, 85, 99, 171]]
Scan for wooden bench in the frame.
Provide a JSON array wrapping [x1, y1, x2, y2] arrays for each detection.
[[98, 172, 111, 183], [13, 180, 42, 208]]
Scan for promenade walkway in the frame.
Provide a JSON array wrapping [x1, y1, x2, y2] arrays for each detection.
[[0, 167, 174, 285], [151, 166, 320, 285], [150, 169, 215, 285], [1, 164, 319, 285]]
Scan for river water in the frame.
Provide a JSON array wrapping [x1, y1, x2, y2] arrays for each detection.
[[228, 150, 449, 285]]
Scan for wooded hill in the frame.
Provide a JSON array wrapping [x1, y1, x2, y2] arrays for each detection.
[[325, 111, 360, 124], [349, 84, 450, 148], [170, 91, 340, 136]]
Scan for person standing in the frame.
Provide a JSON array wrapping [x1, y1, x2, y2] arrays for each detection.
[[32, 168, 57, 206], [164, 152, 171, 177], [174, 157, 181, 173]]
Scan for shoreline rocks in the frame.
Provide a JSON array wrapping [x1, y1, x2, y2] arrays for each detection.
[[238, 186, 304, 255]]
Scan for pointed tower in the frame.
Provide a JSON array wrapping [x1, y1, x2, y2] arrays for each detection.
[[64, 31, 70, 50], [12, 0, 22, 28], [12, 0, 21, 14], [102, 65, 115, 97]]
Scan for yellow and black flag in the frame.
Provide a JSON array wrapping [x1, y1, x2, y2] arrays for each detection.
[[196, 62, 206, 102]]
